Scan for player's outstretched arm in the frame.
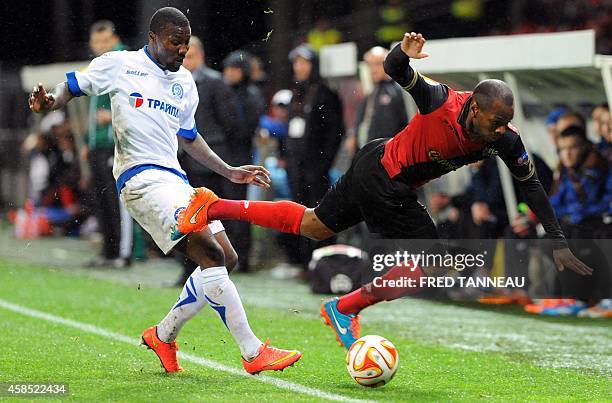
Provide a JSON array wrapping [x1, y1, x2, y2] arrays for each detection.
[[500, 134, 593, 276], [514, 174, 593, 275], [179, 135, 271, 188], [383, 33, 447, 114], [29, 82, 74, 113]]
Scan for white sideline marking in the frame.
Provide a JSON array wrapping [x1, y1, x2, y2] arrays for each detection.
[[0, 299, 371, 403]]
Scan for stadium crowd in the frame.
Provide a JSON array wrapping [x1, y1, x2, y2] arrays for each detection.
[[8, 1, 612, 318]]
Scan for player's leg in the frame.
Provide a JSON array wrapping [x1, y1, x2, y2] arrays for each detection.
[[321, 141, 437, 347], [177, 149, 365, 243], [177, 188, 342, 241], [155, 225, 226, 344], [142, 223, 238, 373], [119, 171, 226, 372], [179, 222, 302, 374], [141, 227, 222, 373]]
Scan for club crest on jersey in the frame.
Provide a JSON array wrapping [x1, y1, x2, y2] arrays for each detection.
[[517, 151, 529, 165], [171, 83, 184, 100], [129, 92, 144, 108]]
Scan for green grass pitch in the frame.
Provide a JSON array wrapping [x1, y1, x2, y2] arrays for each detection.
[[0, 254, 610, 401]]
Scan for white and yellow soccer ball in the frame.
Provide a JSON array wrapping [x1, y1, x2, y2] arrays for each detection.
[[346, 335, 399, 387]]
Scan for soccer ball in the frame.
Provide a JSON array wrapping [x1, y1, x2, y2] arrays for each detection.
[[346, 335, 399, 387]]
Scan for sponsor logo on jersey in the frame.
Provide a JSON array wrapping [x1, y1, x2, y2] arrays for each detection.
[[147, 98, 179, 117], [126, 69, 148, 77], [128, 91, 179, 117], [129, 92, 144, 108], [171, 83, 184, 100], [428, 149, 461, 171]]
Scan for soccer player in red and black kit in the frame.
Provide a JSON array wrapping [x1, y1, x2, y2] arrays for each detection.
[[176, 32, 593, 348]]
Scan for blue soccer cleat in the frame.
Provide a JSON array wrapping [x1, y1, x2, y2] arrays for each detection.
[[320, 298, 361, 349]]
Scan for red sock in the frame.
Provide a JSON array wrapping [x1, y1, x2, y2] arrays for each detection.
[[337, 261, 425, 315], [208, 199, 306, 235]]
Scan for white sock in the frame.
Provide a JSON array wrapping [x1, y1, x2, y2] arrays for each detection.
[[202, 266, 262, 360], [157, 267, 208, 342]]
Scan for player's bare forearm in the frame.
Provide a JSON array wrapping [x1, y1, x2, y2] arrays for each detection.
[[179, 135, 271, 188], [48, 82, 73, 110], [178, 135, 232, 178], [29, 82, 73, 113]]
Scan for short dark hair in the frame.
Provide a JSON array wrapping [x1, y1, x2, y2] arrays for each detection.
[[90, 20, 115, 36], [473, 79, 514, 111], [559, 125, 587, 140], [149, 7, 189, 35]]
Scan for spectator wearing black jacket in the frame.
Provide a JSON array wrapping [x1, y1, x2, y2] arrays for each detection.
[[181, 36, 241, 196], [175, 36, 241, 284], [222, 50, 265, 272], [286, 44, 344, 209], [285, 44, 345, 269], [348, 46, 408, 155]]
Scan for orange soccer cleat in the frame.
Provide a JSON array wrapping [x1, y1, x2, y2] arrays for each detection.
[[241, 340, 302, 375], [177, 187, 219, 235], [141, 326, 183, 373]]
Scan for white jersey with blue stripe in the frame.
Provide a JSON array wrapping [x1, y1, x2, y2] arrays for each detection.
[[66, 46, 198, 189]]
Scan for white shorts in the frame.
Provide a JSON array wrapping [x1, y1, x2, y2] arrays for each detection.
[[119, 169, 224, 254]]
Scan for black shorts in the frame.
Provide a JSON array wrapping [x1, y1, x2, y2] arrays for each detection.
[[314, 139, 438, 238]]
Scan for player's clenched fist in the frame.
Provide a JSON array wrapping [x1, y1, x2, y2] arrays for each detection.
[[29, 83, 54, 113], [400, 32, 429, 59]]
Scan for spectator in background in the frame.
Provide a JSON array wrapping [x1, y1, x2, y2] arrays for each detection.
[[249, 54, 269, 100], [222, 50, 265, 272], [592, 103, 611, 162], [464, 159, 508, 239], [286, 44, 344, 269], [544, 107, 587, 177], [307, 17, 342, 51], [548, 125, 612, 310], [347, 46, 407, 156], [257, 89, 303, 268], [176, 35, 241, 284], [555, 110, 586, 144], [545, 106, 566, 147], [20, 112, 82, 236], [545, 107, 586, 150], [551, 125, 611, 226], [258, 89, 292, 161], [182, 36, 240, 200], [82, 20, 131, 268]]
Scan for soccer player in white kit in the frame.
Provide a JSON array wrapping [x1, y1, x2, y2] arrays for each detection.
[[28, 7, 301, 375]]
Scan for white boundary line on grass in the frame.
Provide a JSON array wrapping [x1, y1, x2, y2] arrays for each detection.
[[0, 299, 372, 403]]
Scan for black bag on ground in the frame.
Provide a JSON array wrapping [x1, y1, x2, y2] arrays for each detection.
[[309, 245, 369, 295]]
